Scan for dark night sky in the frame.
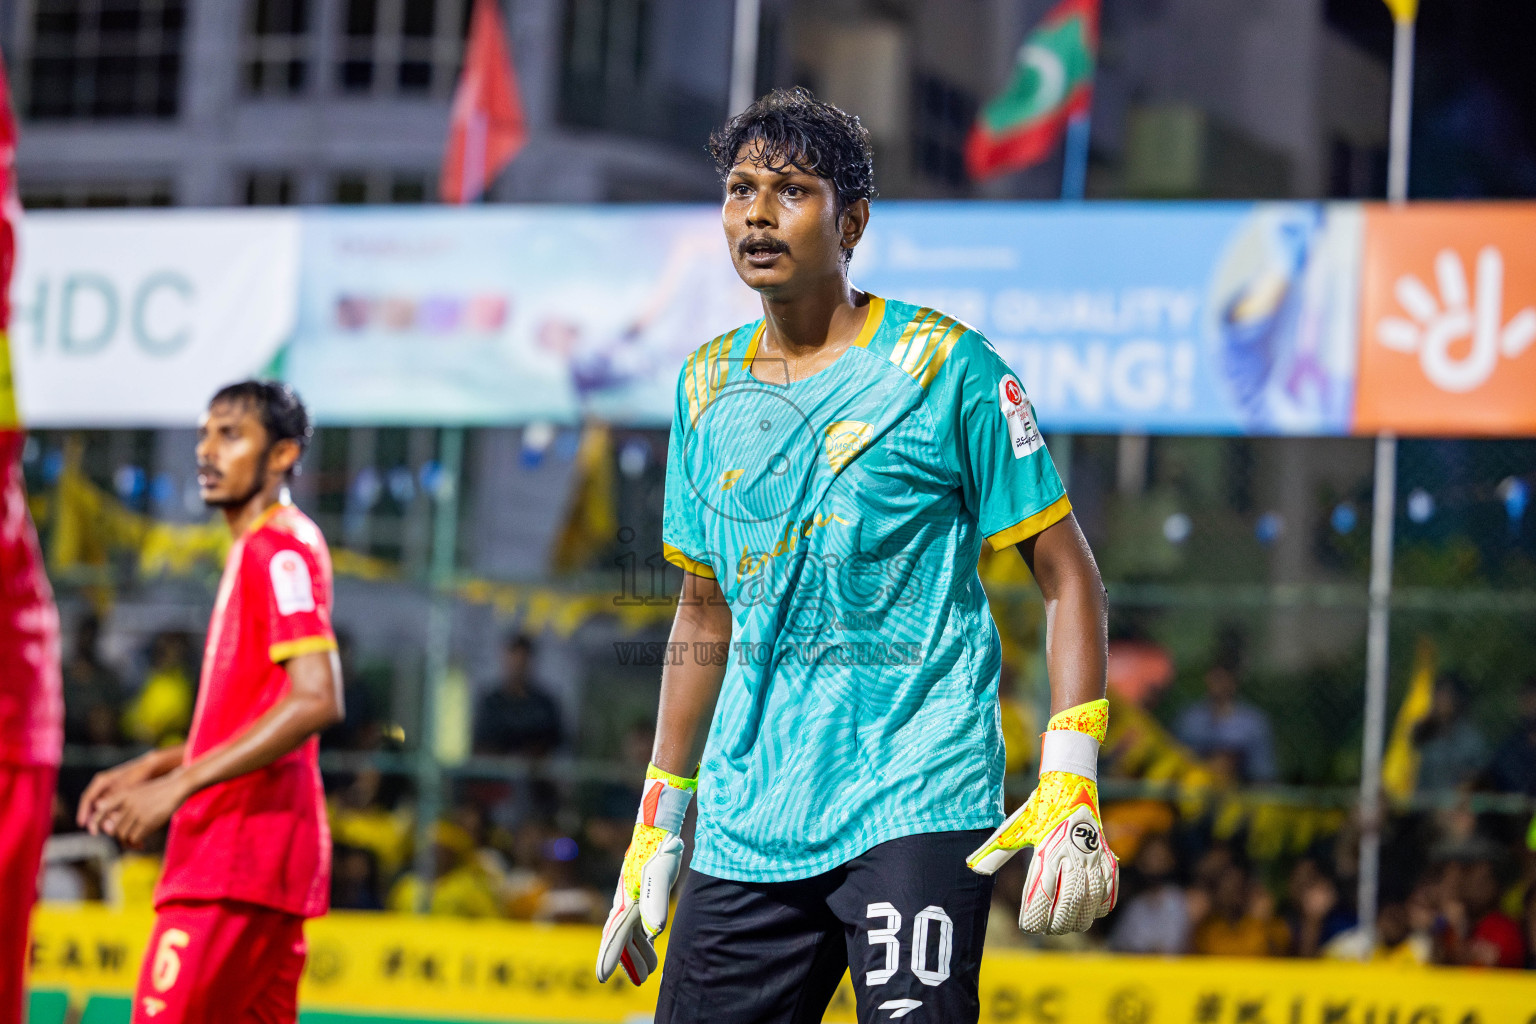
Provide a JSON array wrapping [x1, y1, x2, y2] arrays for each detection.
[[1329, 0, 1536, 197]]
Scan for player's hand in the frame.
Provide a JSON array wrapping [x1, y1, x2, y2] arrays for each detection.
[[596, 764, 695, 985], [967, 698, 1118, 934], [967, 771, 1118, 933], [77, 753, 170, 833], [91, 771, 191, 849]]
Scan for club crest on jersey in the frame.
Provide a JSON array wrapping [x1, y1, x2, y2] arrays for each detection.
[[998, 374, 1043, 459], [824, 420, 873, 473], [270, 550, 316, 615]]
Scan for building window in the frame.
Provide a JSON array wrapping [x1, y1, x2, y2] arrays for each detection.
[[560, 0, 651, 130], [243, 0, 312, 96], [336, 0, 471, 97], [331, 170, 433, 203], [25, 0, 187, 120], [911, 73, 977, 190], [243, 170, 298, 205], [22, 180, 175, 208]]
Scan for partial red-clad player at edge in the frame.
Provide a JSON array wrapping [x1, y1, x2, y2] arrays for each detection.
[[78, 381, 343, 1024], [0, 42, 64, 1024]]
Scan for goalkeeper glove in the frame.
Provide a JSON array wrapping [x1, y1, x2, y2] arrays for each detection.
[[967, 698, 1119, 934], [596, 763, 695, 985]]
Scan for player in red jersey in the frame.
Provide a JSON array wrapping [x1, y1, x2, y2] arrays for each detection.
[[77, 381, 343, 1024], [0, 427, 64, 1024]]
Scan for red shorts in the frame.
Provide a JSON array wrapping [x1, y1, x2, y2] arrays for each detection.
[[0, 764, 56, 1024], [130, 900, 306, 1024]]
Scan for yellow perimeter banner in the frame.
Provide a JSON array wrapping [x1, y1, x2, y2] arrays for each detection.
[[30, 904, 1536, 1024]]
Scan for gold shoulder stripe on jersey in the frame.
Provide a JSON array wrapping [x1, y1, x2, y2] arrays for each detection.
[[890, 308, 966, 388], [686, 328, 738, 426]]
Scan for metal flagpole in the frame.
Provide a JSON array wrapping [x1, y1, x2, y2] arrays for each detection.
[[1357, 2, 1416, 958], [1060, 112, 1091, 200], [411, 426, 465, 912], [728, 0, 762, 117]]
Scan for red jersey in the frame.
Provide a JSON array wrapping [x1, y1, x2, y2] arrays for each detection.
[[157, 503, 336, 918], [0, 430, 61, 767]]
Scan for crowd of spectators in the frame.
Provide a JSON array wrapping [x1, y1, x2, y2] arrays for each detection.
[[44, 612, 1536, 970]]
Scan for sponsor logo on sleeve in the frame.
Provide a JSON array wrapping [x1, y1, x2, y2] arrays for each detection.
[[998, 375, 1043, 458], [270, 550, 316, 615]]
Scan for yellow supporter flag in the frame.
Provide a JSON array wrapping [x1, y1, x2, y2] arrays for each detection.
[[1381, 637, 1436, 800], [0, 330, 18, 429], [1381, 0, 1417, 23]]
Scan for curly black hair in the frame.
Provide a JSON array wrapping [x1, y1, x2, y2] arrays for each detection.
[[210, 379, 312, 477], [708, 86, 876, 217]]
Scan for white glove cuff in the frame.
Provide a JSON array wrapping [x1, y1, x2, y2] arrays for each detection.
[[1039, 730, 1099, 782], [636, 778, 693, 834]]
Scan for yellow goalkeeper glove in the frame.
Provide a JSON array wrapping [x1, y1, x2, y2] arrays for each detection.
[[967, 698, 1119, 934], [596, 763, 695, 985]]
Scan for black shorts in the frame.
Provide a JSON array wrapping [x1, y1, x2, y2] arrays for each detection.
[[655, 829, 994, 1024]]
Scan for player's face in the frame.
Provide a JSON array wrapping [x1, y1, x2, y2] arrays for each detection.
[[195, 400, 273, 509], [723, 147, 857, 296]]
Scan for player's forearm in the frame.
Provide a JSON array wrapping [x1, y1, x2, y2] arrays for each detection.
[[174, 651, 342, 798], [138, 744, 187, 777], [652, 572, 732, 777], [1021, 515, 1107, 714]]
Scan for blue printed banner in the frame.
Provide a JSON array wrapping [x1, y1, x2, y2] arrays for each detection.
[[286, 202, 1361, 434], [857, 203, 1362, 435]]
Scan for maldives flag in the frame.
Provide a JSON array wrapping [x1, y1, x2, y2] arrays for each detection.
[[440, 0, 527, 203], [965, 0, 1099, 181]]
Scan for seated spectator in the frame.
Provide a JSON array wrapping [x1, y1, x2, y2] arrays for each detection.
[[122, 630, 195, 746], [1175, 648, 1278, 784], [1486, 677, 1536, 796], [1322, 899, 1432, 964], [1440, 856, 1525, 968], [474, 633, 563, 756], [1413, 673, 1488, 793], [1108, 833, 1192, 954], [62, 611, 123, 746], [387, 821, 502, 918], [1192, 864, 1290, 956], [331, 845, 385, 911], [1286, 858, 1355, 957]]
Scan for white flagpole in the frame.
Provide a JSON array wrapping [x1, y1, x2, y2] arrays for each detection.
[[1357, 3, 1415, 960], [728, 0, 762, 117]]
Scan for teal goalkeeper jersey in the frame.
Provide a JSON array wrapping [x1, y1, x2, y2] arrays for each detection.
[[662, 295, 1070, 882]]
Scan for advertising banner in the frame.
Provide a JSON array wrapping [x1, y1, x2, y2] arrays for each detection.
[[286, 203, 1363, 435], [860, 202, 1363, 436], [285, 207, 759, 425], [29, 905, 1536, 1024], [1354, 202, 1536, 436], [9, 212, 300, 426], [9, 202, 1536, 437]]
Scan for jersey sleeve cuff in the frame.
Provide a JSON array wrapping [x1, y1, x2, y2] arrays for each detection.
[[662, 543, 716, 579], [986, 494, 1072, 551], [270, 635, 338, 664]]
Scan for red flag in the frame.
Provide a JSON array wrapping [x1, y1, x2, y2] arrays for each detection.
[[440, 0, 527, 203]]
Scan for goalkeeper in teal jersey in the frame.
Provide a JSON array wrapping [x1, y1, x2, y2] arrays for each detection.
[[597, 89, 1119, 1024]]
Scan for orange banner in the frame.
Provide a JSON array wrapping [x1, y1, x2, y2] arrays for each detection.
[[1355, 203, 1536, 436]]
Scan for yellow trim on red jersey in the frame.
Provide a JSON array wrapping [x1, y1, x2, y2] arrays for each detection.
[[270, 635, 338, 664], [986, 495, 1073, 551]]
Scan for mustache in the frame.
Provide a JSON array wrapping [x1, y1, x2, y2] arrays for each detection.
[[197, 463, 222, 481], [738, 234, 789, 256]]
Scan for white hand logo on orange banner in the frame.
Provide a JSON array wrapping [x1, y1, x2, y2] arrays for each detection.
[[1377, 247, 1536, 393]]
